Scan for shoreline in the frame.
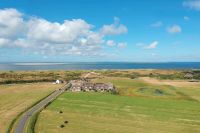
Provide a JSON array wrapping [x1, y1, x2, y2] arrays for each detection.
[[0, 62, 200, 71]]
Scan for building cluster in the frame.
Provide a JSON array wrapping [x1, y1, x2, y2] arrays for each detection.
[[69, 80, 115, 92]]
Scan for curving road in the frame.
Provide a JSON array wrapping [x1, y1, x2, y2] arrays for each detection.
[[14, 83, 70, 133]]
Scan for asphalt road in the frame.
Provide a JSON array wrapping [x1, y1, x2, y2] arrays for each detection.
[[14, 83, 70, 133]]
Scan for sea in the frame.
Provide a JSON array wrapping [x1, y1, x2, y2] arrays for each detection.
[[0, 62, 200, 71]]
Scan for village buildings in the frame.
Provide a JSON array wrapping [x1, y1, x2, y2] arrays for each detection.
[[69, 80, 115, 93]]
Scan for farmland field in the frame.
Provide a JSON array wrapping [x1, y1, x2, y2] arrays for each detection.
[[36, 77, 200, 133], [0, 83, 62, 132]]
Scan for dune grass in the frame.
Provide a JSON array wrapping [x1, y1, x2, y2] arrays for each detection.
[[0, 83, 62, 133]]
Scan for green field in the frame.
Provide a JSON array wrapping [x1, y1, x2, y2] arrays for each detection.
[[36, 92, 200, 133], [36, 77, 200, 133]]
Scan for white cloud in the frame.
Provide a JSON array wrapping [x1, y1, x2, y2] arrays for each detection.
[[118, 42, 127, 48], [184, 16, 190, 20], [100, 17, 128, 35], [183, 0, 200, 10], [150, 21, 163, 28], [106, 40, 116, 47], [27, 18, 92, 44], [144, 41, 159, 49], [167, 25, 182, 34], [0, 8, 25, 38], [0, 8, 128, 56]]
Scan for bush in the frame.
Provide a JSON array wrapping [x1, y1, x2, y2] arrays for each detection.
[[60, 124, 65, 128]]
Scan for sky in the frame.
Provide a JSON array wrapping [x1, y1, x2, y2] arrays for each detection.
[[0, 0, 200, 62]]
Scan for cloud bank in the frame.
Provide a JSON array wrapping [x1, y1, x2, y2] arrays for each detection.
[[0, 8, 127, 56]]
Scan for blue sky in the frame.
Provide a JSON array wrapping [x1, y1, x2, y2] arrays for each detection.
[[0, 0, 200, 62]]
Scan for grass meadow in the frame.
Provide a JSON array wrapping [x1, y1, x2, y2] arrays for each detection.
[[36, 77, 200, 133]]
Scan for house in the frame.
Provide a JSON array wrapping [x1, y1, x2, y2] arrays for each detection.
[[82, 82, 94, 92], [94, 83, 114, 92], [69, 80, 84, 92], [53, 79, 64, 84], [69, 80, 115, 93]]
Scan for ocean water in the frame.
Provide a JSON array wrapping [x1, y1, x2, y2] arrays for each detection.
[[0, 62, 200, 71]]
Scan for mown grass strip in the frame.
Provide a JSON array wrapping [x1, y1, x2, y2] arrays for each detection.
[[27, 111, 40, 133]]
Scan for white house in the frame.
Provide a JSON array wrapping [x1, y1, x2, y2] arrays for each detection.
[[54, 79, 64, 84]]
